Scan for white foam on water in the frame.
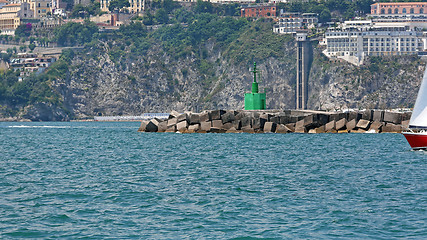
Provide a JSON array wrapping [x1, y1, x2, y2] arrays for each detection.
[[8, 125, 71, 128]]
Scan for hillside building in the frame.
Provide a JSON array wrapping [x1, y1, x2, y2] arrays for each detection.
[[10, 53, 57, 77], [323, 20, 426, 65], [100, 0, 144, 13], [0, 3, 33, 32], [241, 4, 276, 18], [273, 12, 318, 34], [370, 2, 426, 16]]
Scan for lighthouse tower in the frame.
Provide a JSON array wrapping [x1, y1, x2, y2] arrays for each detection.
[[244, 62, 266, 110]]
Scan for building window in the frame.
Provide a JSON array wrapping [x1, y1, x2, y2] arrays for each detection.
[[402, 8, 407, 14], [394, 8, 399, 14], [410, 8, 414, 14], [388, 9, 392, 14], [381, 9, 385, 14], [421, 8, 424, 14]]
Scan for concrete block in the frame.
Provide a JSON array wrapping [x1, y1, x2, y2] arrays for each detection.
[[232, 120, 241, 130], [279, 115, 290, 124], [241, 116, 252, 128], [346, 119, 356, 131], [242, 126, 255, 133], [275, 124, 292, 133], [295, 119, 306, 133], [369, 121, 382, 133], [168, 110, 180, 119], [335, 118, 347, 130], [330, 113, 346, 122], [165, 124, 176, 132], [200, 122, 211, 132], [382, 123, 402, 133], [226, 127, 239, 133], [308, 129, 316, 134], [383, 111, 402, 124], [199, 112, 210, 122], [318, 114, 329, 126], [212, 120, 223, 129], [189, 114, 200, 124], [360, 110, 372, 121], [235, 112, 246, 121], [158, 121, 167, 132], [372, 110, 384, 122], [176, 113, 188, 123], [263, 122, 277, 132], [303, 114, 317, 128], [356, 119, 371, 129], [188, 124, 200, 132], [146, 119, 160, 132], [270, 116, 280, 124], [285, 123, 295, 132], [304, 114, 328, 128], [210, 110, 225, 120], [251, 112, 260, 119], [176, 121, 188, 131], [137, 120, 149, 132], [260, 115, 268, 130], [401, 120, 410, 129], [252, 117, 260, 130], [315, 125, 326, 133], [402, 112, 411, 121], [223, 122, 233, 130], [167, 118, 177, 128], [221, 111, 235, 124], [347, 111, 361, 121], [325, 120, 336, 132]]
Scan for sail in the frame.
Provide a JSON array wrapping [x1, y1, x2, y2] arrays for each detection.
[[409, 65, 427, 128]]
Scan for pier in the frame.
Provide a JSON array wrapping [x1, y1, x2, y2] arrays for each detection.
[[138, 109, 410, 134]]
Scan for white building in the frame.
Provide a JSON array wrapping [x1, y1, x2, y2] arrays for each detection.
[[323, 17, 427, 65], [324, 27, 424, 65], [273, 12, 318, 34]]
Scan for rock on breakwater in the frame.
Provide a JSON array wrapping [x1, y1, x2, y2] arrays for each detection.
[[138, 109, 411, 134]]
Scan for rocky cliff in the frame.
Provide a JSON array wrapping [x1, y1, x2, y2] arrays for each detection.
[[51, 38, 424, 119]]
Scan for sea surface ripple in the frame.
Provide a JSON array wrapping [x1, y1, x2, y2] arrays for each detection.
[[0, 121, 426, 239]]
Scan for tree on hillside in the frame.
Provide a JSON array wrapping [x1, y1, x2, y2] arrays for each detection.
[[28, 43, 36, 52], [108, 0, 130, 13], [155, 8, 169, 24], [195, 0, 213, 14], [109, 0, 130, 21], [15, 23, 32, 38], [53, 20, 98, 46]]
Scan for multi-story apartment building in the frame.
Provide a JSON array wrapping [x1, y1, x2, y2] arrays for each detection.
[[100, 0, 144, 14], [0, 3, 33, 32], [34, 0, 52, 18], [323, 23, 425, 65], [273, 12, 318, 34], [241, 4, 276, 18], [371, 2, 426, 15]]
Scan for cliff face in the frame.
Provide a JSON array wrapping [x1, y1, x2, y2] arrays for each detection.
[[51, 39, 425, 119]]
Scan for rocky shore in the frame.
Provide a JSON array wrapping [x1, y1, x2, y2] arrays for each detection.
[[138, 109, 410, 134]]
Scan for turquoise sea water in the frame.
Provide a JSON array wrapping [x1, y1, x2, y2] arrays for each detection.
[[0, 121, 426, 239]]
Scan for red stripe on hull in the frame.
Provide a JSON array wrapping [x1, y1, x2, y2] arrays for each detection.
[[403, 132, 427, 149]]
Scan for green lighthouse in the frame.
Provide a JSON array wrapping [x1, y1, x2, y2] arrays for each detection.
[[244, 62, 266, 110]]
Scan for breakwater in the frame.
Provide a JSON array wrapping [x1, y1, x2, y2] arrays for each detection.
[[137, 109, 411, 134]]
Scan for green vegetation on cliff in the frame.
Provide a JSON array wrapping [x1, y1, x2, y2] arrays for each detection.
[[1, 0, 425, 119]]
